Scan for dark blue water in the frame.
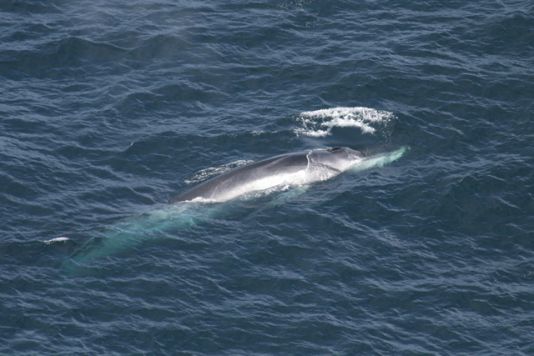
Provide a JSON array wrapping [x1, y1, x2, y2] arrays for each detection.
[[1, 0, 533, 353]]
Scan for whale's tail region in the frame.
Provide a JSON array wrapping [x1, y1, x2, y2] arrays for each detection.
[[61, 203, 215, 273]]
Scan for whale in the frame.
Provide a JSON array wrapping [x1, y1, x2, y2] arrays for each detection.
[[172, 146, 405, 203], [63, 146, 407, 272]]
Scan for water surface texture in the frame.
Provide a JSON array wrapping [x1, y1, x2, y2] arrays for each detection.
[[1, 0, 533, 354]]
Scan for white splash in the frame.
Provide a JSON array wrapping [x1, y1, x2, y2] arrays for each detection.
[[185, 160, 254, 184], [43, 236, 70, 245], [295, 106, 394, 137]]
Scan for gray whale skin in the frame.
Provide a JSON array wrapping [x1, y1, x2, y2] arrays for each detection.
[[172, 147, 363, 203]]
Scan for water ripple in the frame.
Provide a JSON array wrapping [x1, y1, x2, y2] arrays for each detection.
[[1, 0, 533, 354]]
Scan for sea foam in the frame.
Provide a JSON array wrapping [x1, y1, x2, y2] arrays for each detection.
[[295, 107, 394, 137], [43, 237, 70, 245]]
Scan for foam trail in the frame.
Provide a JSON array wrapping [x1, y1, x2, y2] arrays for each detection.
[[295, 107, 394, 137]]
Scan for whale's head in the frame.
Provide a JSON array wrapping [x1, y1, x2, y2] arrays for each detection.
[[307, 147, 363, 172]]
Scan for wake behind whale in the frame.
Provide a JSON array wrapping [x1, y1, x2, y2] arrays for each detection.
[[63, 146, 407, 271]]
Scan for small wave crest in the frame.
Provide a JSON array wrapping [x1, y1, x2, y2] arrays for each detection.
[[295, 107, 394, 137], [185, 160, 254, 184], [43, 237, 70, 245]]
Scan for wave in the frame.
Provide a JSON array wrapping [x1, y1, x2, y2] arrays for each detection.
[[43, 237, 70, 245], [295, 106, 394, 137]]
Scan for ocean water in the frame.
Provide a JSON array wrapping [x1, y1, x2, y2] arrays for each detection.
[[1, 0, 533, 353]]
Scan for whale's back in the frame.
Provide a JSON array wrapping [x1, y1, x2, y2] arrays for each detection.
[[172, 152, 309, 203]]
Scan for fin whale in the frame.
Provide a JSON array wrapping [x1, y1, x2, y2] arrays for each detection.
[[63, 146, 406, 271], [172, 147, 384, 203]]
